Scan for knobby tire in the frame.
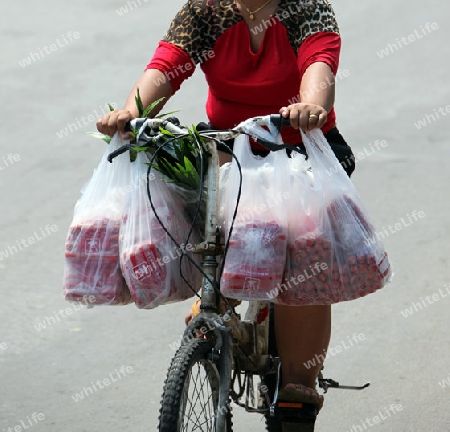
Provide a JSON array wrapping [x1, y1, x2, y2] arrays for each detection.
[[159, 338, 232, 432]]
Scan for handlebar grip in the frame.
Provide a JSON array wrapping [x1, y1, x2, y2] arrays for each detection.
[[270, 114, 291, 129]]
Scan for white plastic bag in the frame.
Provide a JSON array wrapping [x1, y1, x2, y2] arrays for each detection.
[[120, 152, 202, 309], [63, 135, 132, 305], [220, 126, 289, 300], [274, 129, 392, 305]]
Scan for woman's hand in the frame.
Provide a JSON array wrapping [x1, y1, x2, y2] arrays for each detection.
[[96, 109, 134, 138], [279, 103, 328, 132]]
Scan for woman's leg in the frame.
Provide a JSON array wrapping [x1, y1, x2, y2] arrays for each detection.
[[274, 304, 331, 389], [218, 151, 232, 165]]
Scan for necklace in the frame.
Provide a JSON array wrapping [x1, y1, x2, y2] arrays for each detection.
[[237, 0, 273, 20]]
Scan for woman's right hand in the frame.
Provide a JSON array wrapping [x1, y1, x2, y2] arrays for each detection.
[[96, 109, 134, 138]]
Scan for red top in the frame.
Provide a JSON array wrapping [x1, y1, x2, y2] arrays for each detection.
[[146, 1, 341, 147]]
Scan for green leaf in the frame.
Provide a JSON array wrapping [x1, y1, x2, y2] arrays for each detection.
[[129, 148, 137, 162], [183, 156, 200, 185], [158, 127, 174, 137], [175, 161, 188, 175], [135, 88, 144, 117], [157, 158, 173, 175], [86, 132, 111, 144], [173, 141, 185, 164], [108, 103, 115, 112], [155, 110, 180, 118], [133, 146, 150, 152], [142, 97, 165, 118]]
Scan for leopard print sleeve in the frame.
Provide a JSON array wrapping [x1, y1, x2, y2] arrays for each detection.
[[281, 0, 340, 53], [163, 0, 216, 64], [299, 0, 339, 42]]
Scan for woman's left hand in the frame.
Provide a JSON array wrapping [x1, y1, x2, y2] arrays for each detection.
[[279, 103, 328, 132]]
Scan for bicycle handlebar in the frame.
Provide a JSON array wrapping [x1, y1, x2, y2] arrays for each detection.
[[105, 114, 293, 164], [269, 114, 292, 129], [125, 114, 291, 139]]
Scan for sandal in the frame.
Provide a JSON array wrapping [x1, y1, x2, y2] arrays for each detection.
[[278, 383, 324, 411], [186, 298, 241, 325]]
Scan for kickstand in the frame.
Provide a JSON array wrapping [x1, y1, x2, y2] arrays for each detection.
[[318, 371, 370, 394]]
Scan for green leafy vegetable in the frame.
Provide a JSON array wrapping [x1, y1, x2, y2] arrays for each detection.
[[86, 131, 111, 144], [135, 88, 144, 117], [89, 90, 209, 228], [142, 97, 164, 118]]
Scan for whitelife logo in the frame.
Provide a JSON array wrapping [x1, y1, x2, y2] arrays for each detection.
[[325, 140, 388, 176], [116, 0, 150, 16], [71, 366, 134, 402], [0, 225, 58, 262], [152, 50, 215, 87], [0, 154, 21, 171], [2, 412, 45, 432], [345, 404, 403, 432], [414, 104, 450, 130], [34, 295, 97, 331], [439, 374, 450, 389], [266, 262, 329, 300], [364, 211, 425, 246], [303, 333, 365, 370], [288, 69, 350, 105], [401, 284, 450, 318], [376, 22, 438, 58], [18, 31, 80, 67], [55, 102, 119, 138]]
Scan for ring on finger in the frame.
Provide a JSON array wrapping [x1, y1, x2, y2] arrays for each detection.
[[309, 114, 319, 120]]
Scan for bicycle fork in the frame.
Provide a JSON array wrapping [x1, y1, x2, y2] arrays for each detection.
[[215, 329, 233, 432]]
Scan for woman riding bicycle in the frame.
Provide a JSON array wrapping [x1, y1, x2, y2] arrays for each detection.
[[97, 0, 355, 419]]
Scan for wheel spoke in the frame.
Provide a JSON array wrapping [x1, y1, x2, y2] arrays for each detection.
[[180, 361, 217, 431], [159, 340, 228, 432]]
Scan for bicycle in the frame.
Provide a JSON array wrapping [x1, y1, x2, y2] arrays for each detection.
[[119, 114, 370, 431]]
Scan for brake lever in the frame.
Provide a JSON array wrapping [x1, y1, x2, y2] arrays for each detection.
[[107, 143, 133, 163]]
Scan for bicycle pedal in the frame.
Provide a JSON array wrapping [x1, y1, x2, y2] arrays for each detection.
[[276, 403, 317, 430], [282, 422, 315, 432]]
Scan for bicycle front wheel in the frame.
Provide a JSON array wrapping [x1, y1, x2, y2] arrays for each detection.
[[158, 338, 232, 432]]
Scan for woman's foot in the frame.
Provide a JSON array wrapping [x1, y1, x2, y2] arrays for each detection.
[[185, 298, 241, 326], [278, 383, 324, 410]]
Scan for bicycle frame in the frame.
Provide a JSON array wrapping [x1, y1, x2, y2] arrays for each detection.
[[177, 118, 282, 430], [128, 115, 371, 431]]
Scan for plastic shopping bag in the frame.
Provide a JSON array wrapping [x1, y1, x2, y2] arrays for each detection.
[[218, 162, 231, 228], [274, 129, 393, 306], [220, 126, 289, 301], [63, 135, 132, 305], [120, 152, 202, 309]]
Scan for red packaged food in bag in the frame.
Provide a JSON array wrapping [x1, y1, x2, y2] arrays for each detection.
[[274, 129, 393, 306], [63, 134, 132, 306], [221, 221, 286, 297], [220, 124, 289, 300], [120, 153, 202, 309]]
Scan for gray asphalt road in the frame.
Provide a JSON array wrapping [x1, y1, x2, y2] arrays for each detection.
[[1, 0, 449, 431]]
